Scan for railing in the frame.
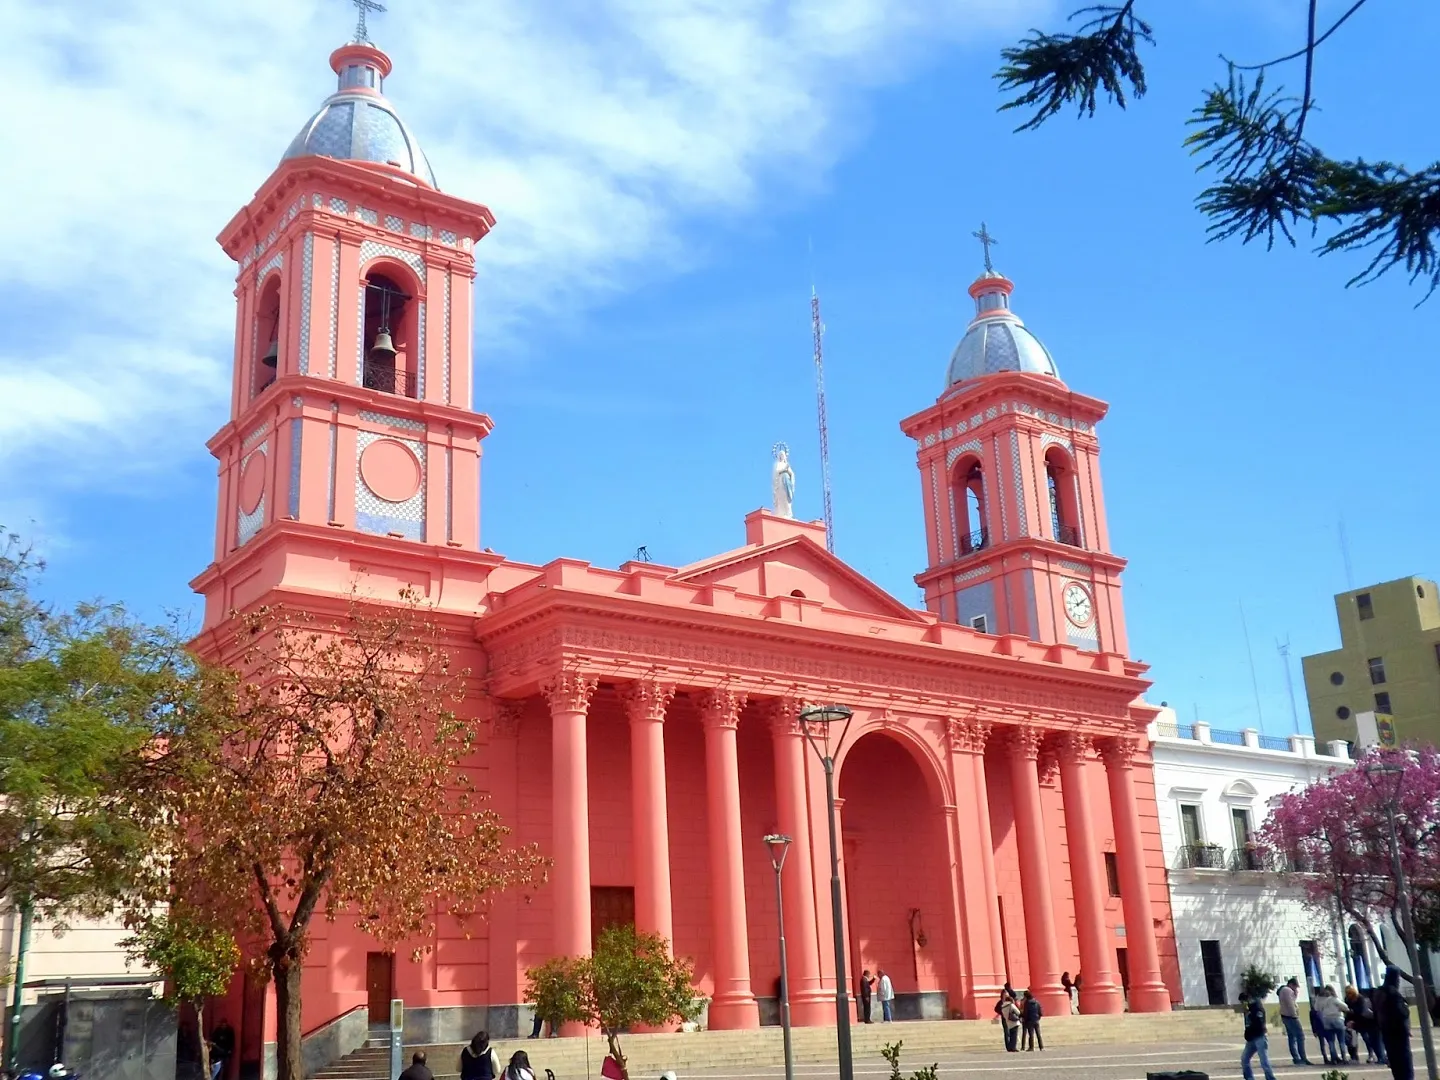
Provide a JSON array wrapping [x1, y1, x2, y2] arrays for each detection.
[[1155, 722, 1196, 740], [1176, 843, 1228, 870], [959, 529, 989, 556], [1230, 846, 1264, 872], [1055, 523, 1082, 547], [1258, 734, 1291, 751], [362, 364, 416, 397], [1210, 728, 1246, 746]]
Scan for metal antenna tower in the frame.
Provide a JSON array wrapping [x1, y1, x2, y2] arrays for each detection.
[[1277, 637, 1302, 735], [811, 288, 835, 553]]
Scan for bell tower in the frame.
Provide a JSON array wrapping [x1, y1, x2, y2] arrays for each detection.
[[193, 29, 497, 627], [899, 232, 1130, 654]]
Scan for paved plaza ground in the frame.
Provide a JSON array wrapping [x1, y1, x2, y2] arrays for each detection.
[[676, 1041, 1402, 1080]]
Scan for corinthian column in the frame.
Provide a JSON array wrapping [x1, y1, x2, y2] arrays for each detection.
[[620, 679, 676, 948], [1100, 736, 1170, 1012], [700, 688, 758, 1029], [1056, 733, 1123, 1013], [1005, 725, 1068, 1017], [945, 718, 1005, 1010], [542, 671, 597, 963], [765, 697, 827, 1026]]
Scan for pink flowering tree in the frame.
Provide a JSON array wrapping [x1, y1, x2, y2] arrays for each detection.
[[1258, 746, 1440, 987]]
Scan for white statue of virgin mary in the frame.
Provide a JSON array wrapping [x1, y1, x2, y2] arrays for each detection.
[[772, 443, 796, 519]]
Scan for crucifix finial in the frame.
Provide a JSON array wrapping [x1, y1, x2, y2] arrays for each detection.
[[351, 0, 386, 43], [972, 221, 998, 273]]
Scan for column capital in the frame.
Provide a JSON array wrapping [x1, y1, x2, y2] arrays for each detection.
[[945, 717, 992, 754], [1100, 735, 1142, 767], [1057, 731, 1096, 763], [700, 687, 748, 731], [542, 671, 598, 714], [1037, 744, 1060, 786], [759, 696, 807, 737], [1004, 724, 1045, 761], [491, 698, 526, 739], [619, 678, 675, 724]]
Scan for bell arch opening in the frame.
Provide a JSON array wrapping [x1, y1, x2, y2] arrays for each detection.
[[1044, 446, 1082, 547], [951, 454, 988, 557], [836, 730, 955, 1018], [252, 274, 282, 398], [361, 266, 419, 399]]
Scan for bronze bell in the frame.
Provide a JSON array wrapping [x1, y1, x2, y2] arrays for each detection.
[[260, 340, 278, 368], [369, 328, 397, 364]]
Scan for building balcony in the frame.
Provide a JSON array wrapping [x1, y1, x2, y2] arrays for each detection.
[[1175, 843, 1228, 870]]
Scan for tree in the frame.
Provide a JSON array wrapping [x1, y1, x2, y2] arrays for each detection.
[[148, 596, 549, 1080], [0, 529, 189, 921], [525, 925, 700, 1080], [1258, 746, 1440, 987], [1240, 963, 1279, 1001], [996, 3, 1440, 299], [122, 906, 240, 1080]]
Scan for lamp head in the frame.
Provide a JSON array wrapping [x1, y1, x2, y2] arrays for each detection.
[[763, 833, 792, 870], [799, 704, 853, 726]]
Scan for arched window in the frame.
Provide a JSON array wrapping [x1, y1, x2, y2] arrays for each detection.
[[951, 456, 988, 556], [361, 268, 418, 398], [1044, 446, 1082, 547], [252, 275, 282, 397]]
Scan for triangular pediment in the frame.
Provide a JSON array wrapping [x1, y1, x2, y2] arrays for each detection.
[[675, 535, 924, 622]]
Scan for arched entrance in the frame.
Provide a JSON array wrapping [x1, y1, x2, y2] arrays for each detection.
[[837, 731, 954, 1020]]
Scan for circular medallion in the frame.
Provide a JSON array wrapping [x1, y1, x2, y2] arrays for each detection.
[[238, 450, 266, 514], [360, 438, 422, 503], [1062, 582, 1094, 628]]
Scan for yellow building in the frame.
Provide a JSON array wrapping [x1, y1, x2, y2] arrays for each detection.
[[1302, 576, 1440, 747]]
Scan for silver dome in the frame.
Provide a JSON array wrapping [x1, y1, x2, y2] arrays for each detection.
[[944, 272, 1059, 388], [281, 45, 437, 188]]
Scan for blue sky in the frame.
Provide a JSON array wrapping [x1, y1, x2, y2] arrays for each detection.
[[5, 0, 1436, 736]]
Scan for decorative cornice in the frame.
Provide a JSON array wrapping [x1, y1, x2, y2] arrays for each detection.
[[945, 718, 991, 754], [618, 679, 676, 724], [699, 687, 747, 731], [541, 671, 598, 715], [490, 698, 526, 739]]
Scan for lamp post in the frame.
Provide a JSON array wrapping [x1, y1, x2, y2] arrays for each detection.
[[763, 834, 795, 1080], [798, 703, 855, 1080], [1364, 755, 1438, 1080]]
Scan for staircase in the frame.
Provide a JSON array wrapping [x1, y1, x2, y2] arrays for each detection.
[[308, 1009, 1241, 1080]]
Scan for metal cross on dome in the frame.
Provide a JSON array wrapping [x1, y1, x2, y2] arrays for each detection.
[[972, 221, 998, 273], [351, 0, 386, 43]]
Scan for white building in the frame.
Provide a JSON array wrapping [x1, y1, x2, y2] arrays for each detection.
[[1147, 709, 1380, 1007]]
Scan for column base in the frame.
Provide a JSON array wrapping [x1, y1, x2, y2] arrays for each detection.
[[707, 993, 760, 1030], [1126, 982, 1171, 1013], [1033, 986, 1071, 1018], [788, 991, 837, 1028], [1078, 984, 1125, 1014]]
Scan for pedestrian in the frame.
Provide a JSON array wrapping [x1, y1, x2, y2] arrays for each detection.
[[1062, 972, 1078, 1015], [460, 1032, 501, 1080], [1240, 988, 1278, 1080], [1000, 992, 1021, 1053], [1021, 990, 1044, 1051], [859, 969, 876, 1023], [1376, 966, 1414, 1080], [209, 1018, 236, 1080], [1310, 984, 1333, 1064], [877, 969, 895, 1023], [1347, 986, 1380, 1064], [1318, 984, 1348, 1063], [1277, 977, 1312, 1065], [504, 1050, 536, 1080], [399, 1051, 436, 1080]]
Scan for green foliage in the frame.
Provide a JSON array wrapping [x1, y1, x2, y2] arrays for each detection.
[[996, 2, 1440, 299], [879, 1038, 938, 1080], [526, 925, 700, 1079], [1320, 1070, 1349, 1080], [122, 907, 240, 1008], [0, 529, 193, 921], [1240, 963, 1279, 999], [997, 4, 1152, 131]]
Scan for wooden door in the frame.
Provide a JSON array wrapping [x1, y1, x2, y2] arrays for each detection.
[[366, 953, 394, 1024], [590, 886, 636, 950]]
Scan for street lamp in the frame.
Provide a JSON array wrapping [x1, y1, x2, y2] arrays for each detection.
[[1363, 754, 1438, 1080], [799, 703, 856, 1080], [763, 834, 795, 1080]]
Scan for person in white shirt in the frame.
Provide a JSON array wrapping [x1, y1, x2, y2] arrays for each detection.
[[878, 969, 895, 1022]]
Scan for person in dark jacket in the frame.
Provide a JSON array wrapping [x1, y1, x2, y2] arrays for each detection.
[[399, 1051, 435, 1080], [1376, 966, 1414, 1080], [858, 969, 876, 1023], [1021, 991, 1044, 1051], [1240, 989, 1278, 1080], [460, 1032, 501, 1080]]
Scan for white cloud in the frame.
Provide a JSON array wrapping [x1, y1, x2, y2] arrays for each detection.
[[0, 0, 1051, 492]]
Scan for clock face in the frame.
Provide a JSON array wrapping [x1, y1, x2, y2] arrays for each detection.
[[1062, 582, 1094, 627]]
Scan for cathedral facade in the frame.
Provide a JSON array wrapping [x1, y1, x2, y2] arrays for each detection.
[[193, 31, 1180, 1067]]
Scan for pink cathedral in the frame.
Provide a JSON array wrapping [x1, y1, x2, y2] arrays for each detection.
[[193, 30, 1181, 1073]]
